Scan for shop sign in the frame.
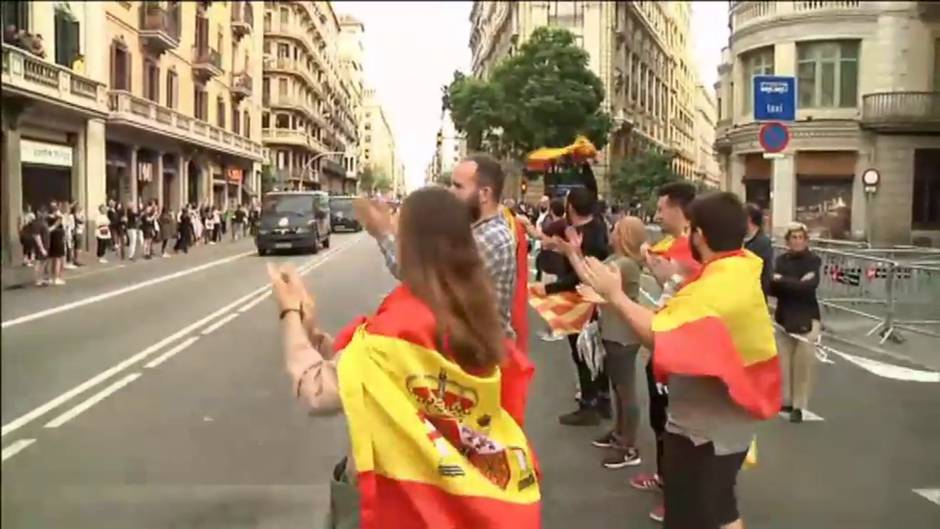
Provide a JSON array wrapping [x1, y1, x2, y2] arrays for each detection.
[[227, 168, 243, 183], [138, 162, 153, 182], [21, 139, 73, 167]]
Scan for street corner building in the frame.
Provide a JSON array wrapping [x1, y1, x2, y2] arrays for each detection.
[[714, 1, 940, 246], [2, 0, 266, 266]]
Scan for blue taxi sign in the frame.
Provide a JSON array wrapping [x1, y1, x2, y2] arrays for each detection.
[[754, 75, 796, 121]]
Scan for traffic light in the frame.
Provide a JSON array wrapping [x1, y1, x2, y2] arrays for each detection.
[[436, 132, 443, 148]]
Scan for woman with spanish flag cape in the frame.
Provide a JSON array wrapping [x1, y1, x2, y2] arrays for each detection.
[[269, 187, 540, 529], [577, 192, 779, 529]]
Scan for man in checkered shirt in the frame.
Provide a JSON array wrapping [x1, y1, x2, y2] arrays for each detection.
[[358, 154, 517, 337]]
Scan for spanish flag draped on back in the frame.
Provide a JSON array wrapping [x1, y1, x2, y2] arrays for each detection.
[[333, 286, 541, 529], [652, 250, 781, 419]]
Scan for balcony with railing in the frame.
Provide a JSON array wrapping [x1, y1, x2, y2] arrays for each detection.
[[731, 1, 866, 33], [232, 72, 252, 100], [321, 158, 346, 178], [139, 1, 181, 53], [109, 90, 263, 160], [2, 43, 108, 116], [231, 1, 254, 39], [262, 128, 329, 154], [860, 92, 940, 133], [192, 46, 223, 79]]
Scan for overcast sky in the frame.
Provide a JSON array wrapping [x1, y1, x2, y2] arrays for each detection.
[[333, 1, 730, 191]]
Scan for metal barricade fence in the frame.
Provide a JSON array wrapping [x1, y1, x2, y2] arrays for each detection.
[[772, 244, 940, 344]]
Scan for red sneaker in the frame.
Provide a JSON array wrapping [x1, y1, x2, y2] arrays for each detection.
[[629, 472, 662, 492], [649, 503, 665, 523]]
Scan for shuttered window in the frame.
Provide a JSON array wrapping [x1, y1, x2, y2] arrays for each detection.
[[54, 8, 80, 68], [111, 42, 131, 90]]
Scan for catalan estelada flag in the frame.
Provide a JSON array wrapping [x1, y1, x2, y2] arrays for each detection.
[[528, 288, 594, 336], [652, 250, 781, 419], [333, 287, 541, 529]]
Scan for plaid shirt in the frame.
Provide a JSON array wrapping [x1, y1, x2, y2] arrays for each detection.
[[377, 214, 517, 336]]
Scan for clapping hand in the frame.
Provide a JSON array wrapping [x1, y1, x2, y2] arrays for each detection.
[[647, 254, 679, 285], [579, 257, 623, 301]]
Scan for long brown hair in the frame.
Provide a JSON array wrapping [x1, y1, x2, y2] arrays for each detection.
[[611, 216, 647, 261], [397, 187, 504, 372]]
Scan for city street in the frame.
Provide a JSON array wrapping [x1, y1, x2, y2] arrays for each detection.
[[2, 234, 938, 528]]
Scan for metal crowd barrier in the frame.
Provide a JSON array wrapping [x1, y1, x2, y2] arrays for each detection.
[[772, 244, 940, 344]]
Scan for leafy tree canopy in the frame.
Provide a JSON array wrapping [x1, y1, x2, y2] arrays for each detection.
[[445, 27, 612, 159], [609, 151, 681, 208]]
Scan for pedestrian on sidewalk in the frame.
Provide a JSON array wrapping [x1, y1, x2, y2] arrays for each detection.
[[175, 206, 193, 254], [158, 206, 177, 258], [248, 202, 261, 237], [62, 204, 76, 270], [45, 201, 67, 286], [19, 204, 36, 267], [269, 186, 541, 528], [770, 222, 821, 424], [212, 207, 223, 244], [29, 206, 50, 286], [579, 191, 781, 529], [126, 202, 142, 261], [110, 201, 127, 261], [141, 202, 158, 259], [202, 207, 214, 245], [232, 204, 246, 241], [192, 204, 203, 245], [94, 204, 111, 264], [72, 204, 85, 267]]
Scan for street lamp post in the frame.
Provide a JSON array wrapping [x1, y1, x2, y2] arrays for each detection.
[[300, 150, 346, 191]]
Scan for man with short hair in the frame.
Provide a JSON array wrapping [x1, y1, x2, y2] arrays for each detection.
[[743, 203, 774, 297], [579, 191, 780, 529]]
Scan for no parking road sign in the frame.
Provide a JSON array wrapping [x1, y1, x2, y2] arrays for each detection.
[[758, 122, 790, 154]]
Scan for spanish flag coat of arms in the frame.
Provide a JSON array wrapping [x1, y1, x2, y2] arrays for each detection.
[[333, 286, 541, 529]]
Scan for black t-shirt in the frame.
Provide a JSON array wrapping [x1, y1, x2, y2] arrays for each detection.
[[234, 209, 246, 223], [546, 215, 610, 295], [126, 210, 140, 229]]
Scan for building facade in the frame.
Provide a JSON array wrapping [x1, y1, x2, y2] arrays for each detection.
[[430, 108, 466, 184], [360, 87, 399, 194], [338, 14, 365, 193], [693, 83, 722, 187], [468, 1, 702, 196], [105, 0, 264, 211], [1, 0, 265, 265], [715, 1, 940, 244], [262, 1, 359, 195]]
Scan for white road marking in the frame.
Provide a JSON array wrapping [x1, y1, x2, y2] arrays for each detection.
[[44, 373, 142, 429], [913, 488, 940, 506], [1, 439, 36, 463], [144, 337, 200, 369], [778, 409, 825, 422], [831, 351, 940, 383], [2, 250, 255, 329], [0, 236, 361, 438], [238, 291, 272, 313], [201, 313, 240, 335]]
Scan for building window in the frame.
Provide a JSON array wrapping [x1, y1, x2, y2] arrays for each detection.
[[143, 59, 160, 102], [262, 77, 270, 104], [934, 39, 940, 91], [232, 106, 240, 134], [244, 111, 251, 138], [797, 40, 859, 109], [743, 46, 774, 114], [166, 69, 178, 109], [110, 41, 131, 90], [262, 112, 269, 128], [1, 1, 29, 32], [278, 78, 288, 97], [264, 11, 272, 32], [279, 6, 289, 26], [217, 97, 226, 129], [54, 7, 80, 68], [912, 149, 940, 230], [194, 86, 208, 121], [276, 114, 290, 128]]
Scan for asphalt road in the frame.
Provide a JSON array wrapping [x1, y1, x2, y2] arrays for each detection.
[[2, 234, 938, 528]]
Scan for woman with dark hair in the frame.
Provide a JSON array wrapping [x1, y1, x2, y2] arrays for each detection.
[[158, 206, 177, 258], [268, 187, 540, 529], [175, 205, 193, 254]]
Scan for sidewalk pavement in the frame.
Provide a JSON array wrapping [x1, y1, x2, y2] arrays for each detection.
[[1, 239, 252, 291]]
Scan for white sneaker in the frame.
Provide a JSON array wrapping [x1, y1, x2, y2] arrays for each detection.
[[54, 279, 66, 286], [64, 263, 77, 270], [98, 258, 108, 264], [162, 253, 170, 258]]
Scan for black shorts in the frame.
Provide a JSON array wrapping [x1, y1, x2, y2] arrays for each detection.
[[662, 431, 747, 529]]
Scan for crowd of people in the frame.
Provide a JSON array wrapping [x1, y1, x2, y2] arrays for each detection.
[[19, 199, 262, 287], [267, 153, 822, 528]]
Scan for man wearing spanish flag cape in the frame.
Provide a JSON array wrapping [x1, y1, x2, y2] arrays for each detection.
[[578, 191, 780, 529]]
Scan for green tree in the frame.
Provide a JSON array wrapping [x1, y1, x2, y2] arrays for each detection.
[[261, 164, 276, 193], [445, 27, 612, 159], [374, 173, 392, 193], [609, 151, 681, 209], [358, 165, 377, 193]]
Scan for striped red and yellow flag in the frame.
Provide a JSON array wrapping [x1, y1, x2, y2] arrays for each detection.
[[335, 287, 541, 529], [528, 288, 594, 336], [652, 250, 781, 419]]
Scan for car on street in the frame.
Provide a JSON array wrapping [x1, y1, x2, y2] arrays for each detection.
[[329, 195, 362, 232], [255, 191, 331, 255]]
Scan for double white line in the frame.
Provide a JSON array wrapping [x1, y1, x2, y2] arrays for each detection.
[[1, 236, 361, 461]]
